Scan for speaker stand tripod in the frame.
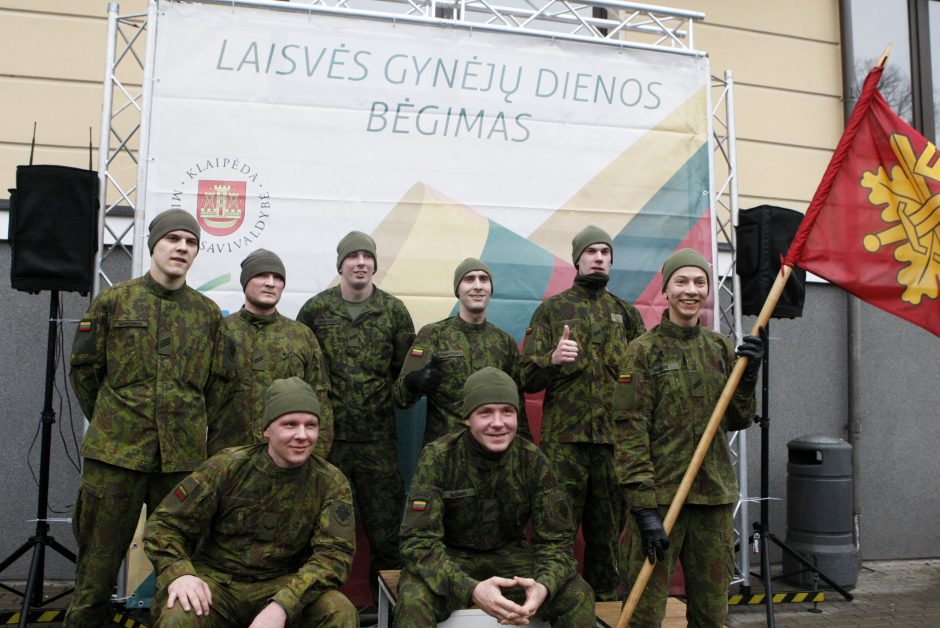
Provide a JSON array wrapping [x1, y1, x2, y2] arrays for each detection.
[[0, 291, 77, 628], [748, 323, 852, 627]]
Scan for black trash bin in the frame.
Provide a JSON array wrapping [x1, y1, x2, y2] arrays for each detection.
[[783, 434, 859, 588]]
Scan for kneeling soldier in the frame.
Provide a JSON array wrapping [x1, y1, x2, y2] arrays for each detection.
[[395, 367, 595, 627], [145, 377, 358, 628]]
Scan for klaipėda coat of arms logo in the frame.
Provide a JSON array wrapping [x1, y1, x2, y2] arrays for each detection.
[[169, 157, 272, 254], [197, 179, 246, 236]]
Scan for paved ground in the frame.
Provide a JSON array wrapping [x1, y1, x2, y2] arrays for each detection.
[[2, 559, 938, 626], [726, 559, 940, 627]]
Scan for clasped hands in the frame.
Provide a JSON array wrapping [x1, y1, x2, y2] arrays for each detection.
[[471, 576, 548, 625]]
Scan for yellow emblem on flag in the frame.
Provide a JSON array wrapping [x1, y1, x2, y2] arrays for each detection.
[[861, 133, 940, 305]]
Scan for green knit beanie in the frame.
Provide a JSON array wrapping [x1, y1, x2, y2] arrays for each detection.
[[262, 377, 321, 429], [453, 258, 493, 296], [571, 225, 613, 266], [461, 367, 519, 419], [240, 249, 286, 289], [336, 231, 377, 271], [147, 209, 201, 253], [661, 248, 711, 292]]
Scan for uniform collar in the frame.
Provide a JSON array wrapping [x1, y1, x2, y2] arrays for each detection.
[[453, 315, 486, 333], [571, 274, 609, 298], [144, 272, 187, 299], [462, 429, 510, 470], [255, 444, 309, 477], [239, 307, 278, 327], [657, 309, 702, 340]]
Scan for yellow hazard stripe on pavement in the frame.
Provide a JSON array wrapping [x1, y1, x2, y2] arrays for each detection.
[[113, 611, 150, 627], [1, 609, 66, 624], [729, 591, 825, 605]]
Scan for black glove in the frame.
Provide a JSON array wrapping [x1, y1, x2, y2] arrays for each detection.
[[404, 354, 444, 394], [633, 508, 669, 564], [736, 334, 764, 388]]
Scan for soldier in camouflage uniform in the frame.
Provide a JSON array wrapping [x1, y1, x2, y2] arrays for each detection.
[[207, 249, 333, 457], [145, 377, 358, 627], [396, 367, 595, 627], [613, 248, 762, 627], [64, 209, 233, 628], [394, 258, 530, 444], [519, 224, 645, 600], [297, 231, 415, 600]]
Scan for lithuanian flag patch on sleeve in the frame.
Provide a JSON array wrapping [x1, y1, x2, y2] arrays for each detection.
[[619, 373, 633, 383], [78, 320, 93, 332], [174, 482, 189, 501], [410, 348, 425, 358], [410, 498, 428, 511]]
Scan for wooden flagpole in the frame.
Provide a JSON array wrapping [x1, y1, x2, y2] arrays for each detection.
[[616, 264, 794, 628]]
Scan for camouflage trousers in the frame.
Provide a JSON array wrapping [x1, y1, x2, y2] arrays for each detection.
[[540, 442, 624, 600], [393, 543, 595, 627], [328, 440, 404, 602], [153, 567, 357, 627], [64, 459, 188, 628], [622, 503, 734, 628]]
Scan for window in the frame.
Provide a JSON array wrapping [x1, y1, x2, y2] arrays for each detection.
[[845, 0, 937, 140]]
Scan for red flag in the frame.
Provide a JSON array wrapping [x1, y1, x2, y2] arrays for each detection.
[[785, 65, 940, 337]]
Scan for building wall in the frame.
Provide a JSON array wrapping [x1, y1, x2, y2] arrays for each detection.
[[0, 0, 936, 583], [0, 1, 148, 200], [681, 0, 845, 209], [669, 0, 940, 563]]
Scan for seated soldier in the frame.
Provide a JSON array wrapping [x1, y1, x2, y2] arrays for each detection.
[[144, 377, 358, 628], [395, 367, 595, 627]]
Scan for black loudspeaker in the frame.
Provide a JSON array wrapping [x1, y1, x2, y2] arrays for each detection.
[[736, 204, 806, 318], [9, 165, 99, 294]]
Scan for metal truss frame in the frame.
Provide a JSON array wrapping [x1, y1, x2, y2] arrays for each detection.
[[96, 2, 149, 293], [710, 69, 749, 590], [197, 0, 704, 54], [98, 0, 746, 590]]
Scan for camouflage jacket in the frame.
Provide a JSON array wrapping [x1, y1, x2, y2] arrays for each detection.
[[520, 280, 645, 444], [69, 273, 232, 473], [297, 286, 414, 441], [400, 430, 577, 605], [144, 443, 355, 624], [613, 311, 755, 509], [393, 316, 530, 443], [207, 308, 333, 457]]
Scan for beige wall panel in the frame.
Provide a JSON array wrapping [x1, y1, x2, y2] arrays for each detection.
[[0, 144, 99, 192], [734, 84, 843, 149], [0, 1, 146, 19], [734, 139, 833, 203], [697, 25, 842, 96], [665, 0, 840, 43], [738, 194, 808, 212], [0, 79, 106, 147], [0, 10, 142, 84]]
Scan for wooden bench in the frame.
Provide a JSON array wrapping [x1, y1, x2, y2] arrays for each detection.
[[378, 571, 687, 627], [594, 599, 687, 627]]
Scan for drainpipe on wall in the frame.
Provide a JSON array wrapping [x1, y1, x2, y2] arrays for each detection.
[[838, 0, 862, 556]]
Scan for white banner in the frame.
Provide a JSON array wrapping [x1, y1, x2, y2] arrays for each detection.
[[141, 0, 712, 336]]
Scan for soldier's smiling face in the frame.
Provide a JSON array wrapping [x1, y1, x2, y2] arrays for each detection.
[[150, 229, 198, 285], [466, 403, 517, 453], [339, 250, 375, 291], [664, 266, 709, 327], [457, 270, 492, 316], [264, 412, 319, 468]]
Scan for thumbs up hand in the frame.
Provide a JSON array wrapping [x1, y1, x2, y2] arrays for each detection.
[[550, 324, 579, 365]]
